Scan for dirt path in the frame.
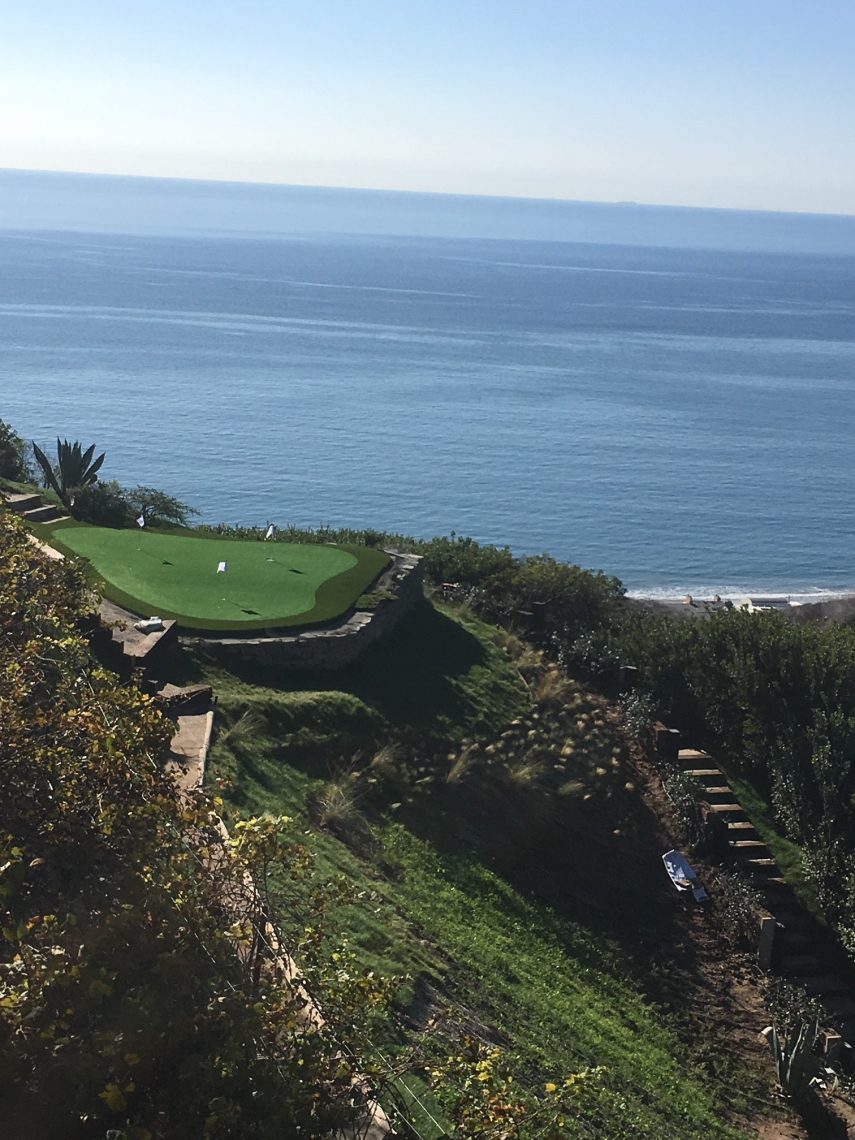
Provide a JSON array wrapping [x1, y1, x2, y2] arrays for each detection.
[[628, 745, 805, 1137]]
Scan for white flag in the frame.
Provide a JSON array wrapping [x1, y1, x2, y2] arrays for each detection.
[[217, 561, 228, 573], [136, 514, 145, 528], [264, 523, 275, 541]]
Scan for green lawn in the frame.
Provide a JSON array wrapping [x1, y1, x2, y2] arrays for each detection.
[[43, 521, 390, 631]]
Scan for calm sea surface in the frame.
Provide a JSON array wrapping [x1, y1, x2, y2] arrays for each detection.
[[2, 170, 855, 597]]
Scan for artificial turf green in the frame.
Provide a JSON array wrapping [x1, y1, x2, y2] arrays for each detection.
[[44, 521, 390, 631]]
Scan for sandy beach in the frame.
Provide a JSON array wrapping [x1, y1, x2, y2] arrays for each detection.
[[628, 593, 855, 624]]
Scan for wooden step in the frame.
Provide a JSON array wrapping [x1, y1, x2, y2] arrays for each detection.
[[758, 876, 788, 888], [727, 821, 758, 835], [684, 768, 724, 781], [771, 908, 809, 929], [729, 839, 770, 852], [678, 748, 713, 764], [707, 802, 745, 815], [743, 857, 778, 872], [779, 929, 815, 951], [780, 954, 827, 977], [701, 785, 735, 798], [801, 976, 853, 1000]]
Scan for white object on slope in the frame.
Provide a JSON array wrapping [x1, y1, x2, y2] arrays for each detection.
[[133, 617, 164, 633], [662, 849, 709, 902]]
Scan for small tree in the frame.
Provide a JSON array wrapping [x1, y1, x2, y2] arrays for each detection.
[[0, 419, 34, 482], [126, 485, 196, 528], [32, 437, 106, 510]]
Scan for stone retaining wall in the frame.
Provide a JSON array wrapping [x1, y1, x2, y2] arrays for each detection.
[[181, 551, 424, 670]]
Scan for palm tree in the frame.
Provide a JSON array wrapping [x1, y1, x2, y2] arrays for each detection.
[[32, 438, 106, 511]]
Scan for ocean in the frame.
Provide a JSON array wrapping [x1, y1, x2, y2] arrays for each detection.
[[2, 168, 855, 598]]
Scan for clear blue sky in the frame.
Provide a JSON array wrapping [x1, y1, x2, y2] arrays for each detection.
[[3, 0, 853, 214]]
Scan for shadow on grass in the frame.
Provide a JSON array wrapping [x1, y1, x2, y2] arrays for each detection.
[[344, 602, 491, 736], [189, 601, 520, 747], [394, 769, 686, 967]]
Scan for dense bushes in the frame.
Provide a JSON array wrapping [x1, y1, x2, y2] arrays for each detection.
[[420, 536, 625, 643], [73, 479, 195, 528], [606, 605, 855, 951], [0, 510, 375, 1137], [0, 418, 34, 482]]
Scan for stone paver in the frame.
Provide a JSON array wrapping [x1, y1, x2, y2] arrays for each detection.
[[100, 599, 177, 662], [166, 709, 214, 793]]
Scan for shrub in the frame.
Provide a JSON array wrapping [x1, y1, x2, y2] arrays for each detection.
[[70, 480, 195, 529], [0, 418, 34, 482], [663, 769, 705, 842], [72, 478, 135, 527], [0, 511, 373, 1136], [711, 869, 765, 950], [766, 978, 828, 1036], [618, 689, 657, 742]]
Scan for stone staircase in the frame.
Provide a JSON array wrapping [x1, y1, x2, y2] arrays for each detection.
[[670, 741, 855, 1059], [1, 489, 70, 524]]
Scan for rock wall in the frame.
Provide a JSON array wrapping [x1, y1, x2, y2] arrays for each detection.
[[182, 551, 425, 670]]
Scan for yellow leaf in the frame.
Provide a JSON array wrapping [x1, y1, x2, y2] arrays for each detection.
[[98, 1082, 127, 1112], [545, 1081, 557, 1093]]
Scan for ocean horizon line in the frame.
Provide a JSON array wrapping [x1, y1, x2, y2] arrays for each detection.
[[3, 164, 855, 224]]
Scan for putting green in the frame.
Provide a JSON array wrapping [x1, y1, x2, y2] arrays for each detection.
[[46, 524, 390, 631]]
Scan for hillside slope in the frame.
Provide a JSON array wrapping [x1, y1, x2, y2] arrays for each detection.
[[182, 602, 792, 1138]]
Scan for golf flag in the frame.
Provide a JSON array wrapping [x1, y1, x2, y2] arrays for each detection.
[[264, 523, 275, 541], [136, 514, 145, 528], [217, 561, 228, 574]]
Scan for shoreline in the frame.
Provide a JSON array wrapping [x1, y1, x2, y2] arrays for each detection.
[[626, 587, 855, 603], [627, 591, 855, 624]]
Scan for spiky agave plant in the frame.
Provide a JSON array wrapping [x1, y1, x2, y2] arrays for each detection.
[[32, 438, 106, 510], [761, 1019, 820, 1102]]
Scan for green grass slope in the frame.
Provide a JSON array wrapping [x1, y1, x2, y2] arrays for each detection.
[[171, 604, 772, 1139], [207, 722, 745, 1138], [42, 520, 389, 630]]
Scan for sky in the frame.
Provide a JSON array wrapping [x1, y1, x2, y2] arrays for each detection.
[[2, 1, 854, 215]]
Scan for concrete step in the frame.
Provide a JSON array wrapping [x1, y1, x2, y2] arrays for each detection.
[[23, 504, 62, 523], [3, 492, 42, 513]]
